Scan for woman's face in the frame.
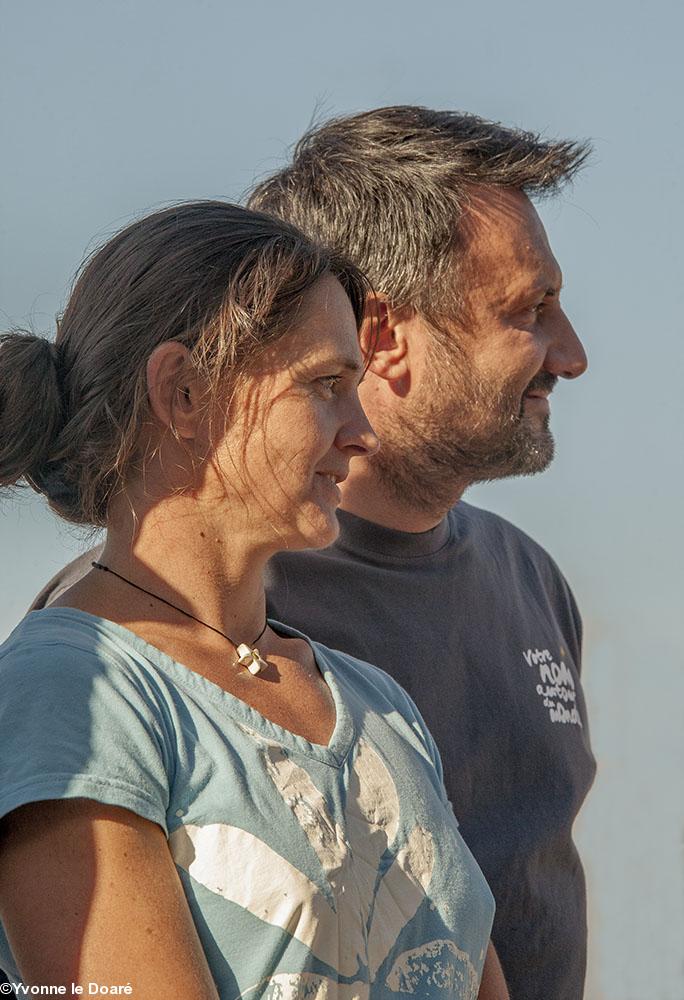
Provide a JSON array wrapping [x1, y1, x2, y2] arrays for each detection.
[[208, 275, 378, 553]]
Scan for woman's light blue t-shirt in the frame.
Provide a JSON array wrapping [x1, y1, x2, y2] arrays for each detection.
[[0, 609, 494, 999]]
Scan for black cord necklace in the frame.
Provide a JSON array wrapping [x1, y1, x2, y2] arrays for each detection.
[[91, 561, 269, 675]]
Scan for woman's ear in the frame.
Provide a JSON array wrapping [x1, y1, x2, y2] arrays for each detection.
[[360, 296, 411, 383], [146, 342, 201, 440]]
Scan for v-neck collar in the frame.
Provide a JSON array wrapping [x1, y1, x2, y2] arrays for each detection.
[[24, 609, 356, 768]]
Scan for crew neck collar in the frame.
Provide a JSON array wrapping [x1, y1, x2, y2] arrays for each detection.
[[334, 508, 453, 558]]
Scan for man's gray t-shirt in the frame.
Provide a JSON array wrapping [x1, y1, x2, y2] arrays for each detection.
[[265, 503, 596, 1000]]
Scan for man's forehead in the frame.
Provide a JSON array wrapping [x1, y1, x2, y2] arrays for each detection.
[[461, 186, 547, 245], [459, 186, 562, 291]]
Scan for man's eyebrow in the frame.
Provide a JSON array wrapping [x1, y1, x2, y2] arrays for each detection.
[[527, 278, 563, 299]]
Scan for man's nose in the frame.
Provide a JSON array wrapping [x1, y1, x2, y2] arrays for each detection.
[[545, 311, 588, 380]]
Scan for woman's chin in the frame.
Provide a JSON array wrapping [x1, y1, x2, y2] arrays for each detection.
[[290, 506, 341, 552]]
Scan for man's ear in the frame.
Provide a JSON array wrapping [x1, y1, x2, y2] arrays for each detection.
[[360, 295, 412, 383], [146, 342, 202, 440]]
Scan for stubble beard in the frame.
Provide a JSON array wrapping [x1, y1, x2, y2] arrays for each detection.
[[370, 357, 557, 517]]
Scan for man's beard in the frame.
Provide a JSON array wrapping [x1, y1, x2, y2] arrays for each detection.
[[371, 352, 557, 516]]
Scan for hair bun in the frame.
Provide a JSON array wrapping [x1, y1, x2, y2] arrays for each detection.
[[0, 330, 64, 492]]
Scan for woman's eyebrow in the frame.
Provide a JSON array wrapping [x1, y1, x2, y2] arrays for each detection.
[[307, 355, 362, 372]]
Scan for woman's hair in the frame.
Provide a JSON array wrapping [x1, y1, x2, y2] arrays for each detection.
[[0, 201, 370, 526]]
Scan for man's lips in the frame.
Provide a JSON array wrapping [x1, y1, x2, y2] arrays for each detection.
[[524, 373, 558, 399], [521, 373, 557, 413], [522, 391, 551, 416]]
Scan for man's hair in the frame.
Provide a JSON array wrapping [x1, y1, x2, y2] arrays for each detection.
[[249, 105, 591, 320]]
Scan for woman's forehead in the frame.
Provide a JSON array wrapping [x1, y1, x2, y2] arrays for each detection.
[[274, 277, 362, 366]]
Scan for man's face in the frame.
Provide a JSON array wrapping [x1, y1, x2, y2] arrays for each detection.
[[369, 187, 587, 509]]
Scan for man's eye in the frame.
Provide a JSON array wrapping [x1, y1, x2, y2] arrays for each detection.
[[318, 374, 343, 393]]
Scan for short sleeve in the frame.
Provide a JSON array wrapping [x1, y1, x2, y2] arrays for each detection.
[[562, 573, 584, 672], [0, 632, 171, 833], [540, 555, 584, 674]]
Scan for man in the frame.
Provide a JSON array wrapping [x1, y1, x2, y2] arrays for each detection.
[[34, 107, 595, 998], [250, 107, 596, 1000]]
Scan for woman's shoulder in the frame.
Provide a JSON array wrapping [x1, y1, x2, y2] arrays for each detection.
[[0, 609, 175, 834], [0, 608, 170, 708], [5, 607, 126, 660]]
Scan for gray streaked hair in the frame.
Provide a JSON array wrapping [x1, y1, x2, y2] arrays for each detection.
[[249, 105, 591, 320]]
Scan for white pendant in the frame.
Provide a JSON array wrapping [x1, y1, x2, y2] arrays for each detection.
[[235, 642, 268, 675]]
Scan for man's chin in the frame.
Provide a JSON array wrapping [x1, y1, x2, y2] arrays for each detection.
[[475, 426, 555, 483], [365, 415, 555, 506], [505, 428, 555, 476]]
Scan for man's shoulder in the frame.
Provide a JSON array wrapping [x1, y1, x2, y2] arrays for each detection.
[[315, 638, 406, 704], [454, 498, 534, 541], [454, 500, 562, 572], [453, 501, 581, 638], [311, 638, 440, 761], [31, 546, 102, 610]]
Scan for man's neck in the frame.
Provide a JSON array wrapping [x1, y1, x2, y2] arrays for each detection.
[[339, 462, 467, 534]]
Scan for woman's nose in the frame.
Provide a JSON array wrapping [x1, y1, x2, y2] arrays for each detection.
[[340, 401, 380, 457]]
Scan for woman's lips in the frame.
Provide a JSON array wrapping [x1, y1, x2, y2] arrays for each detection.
[[315, 472, 343, 503]]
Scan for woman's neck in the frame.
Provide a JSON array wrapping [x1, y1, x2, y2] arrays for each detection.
[[84, 495, 271, 651]]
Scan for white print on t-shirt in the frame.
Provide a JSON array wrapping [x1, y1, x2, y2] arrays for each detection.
[[169, 738, 480, 998], [523, 646, 583, 727], [238, 940, 478, 999]]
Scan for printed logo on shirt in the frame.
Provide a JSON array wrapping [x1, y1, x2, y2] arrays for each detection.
[[169, 738, 480, 998], [523, 646, 583, 727]]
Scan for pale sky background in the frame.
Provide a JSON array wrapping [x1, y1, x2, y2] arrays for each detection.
[[1, 1, 683, 997]]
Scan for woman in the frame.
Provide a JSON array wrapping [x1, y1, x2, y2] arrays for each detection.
[[0, 202, 496, 998]]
